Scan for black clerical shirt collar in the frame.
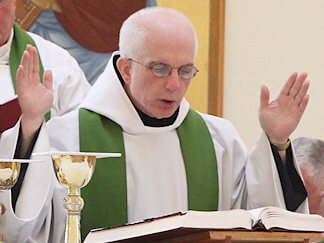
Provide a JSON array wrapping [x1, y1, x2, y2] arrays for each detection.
[[113, 54, 179, 127], [135, 106, 179, 127]]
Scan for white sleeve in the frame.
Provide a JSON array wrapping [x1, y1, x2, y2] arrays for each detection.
[[0, 122, 65, 242], [246, 132, 309, 213], [200, 113, 308, 213], [0, 120, 20, 158]]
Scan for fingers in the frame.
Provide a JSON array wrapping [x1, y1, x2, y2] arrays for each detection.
[[288, 72, 308, 99], [280, 72, 298, 96], [16, 65, 26, 92], [20, 45, 40, 85], [259, 84, 270, 109], [20, 49, 30, 79], [43, 70, 53, 91], [299, 94, 310, 114], [17, 45, 53, 95], [294, 79, 310, 106], [27, 44, 40, 75]]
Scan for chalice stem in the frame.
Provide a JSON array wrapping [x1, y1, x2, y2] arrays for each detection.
[[0, 202, 6, 242], [65, 213, 81, 243], [64, 187, 84, 243]]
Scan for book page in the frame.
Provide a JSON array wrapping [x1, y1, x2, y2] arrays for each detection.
[[248, 207, 266, 227], [183, 209, 254, 230], [259, 206, 324, 232]]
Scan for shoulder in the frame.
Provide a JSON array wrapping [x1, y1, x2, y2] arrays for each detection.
[[198, 112, 244, 144], [198, 112, 238, 135], [47, 109, 79, 131], [27, 32, 69, 55], [197, 112, 247, 154], [26, 32, 79, 68], [47, 110, 80, 151]]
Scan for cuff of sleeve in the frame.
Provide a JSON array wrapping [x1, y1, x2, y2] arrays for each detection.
[[272, 139, 291, 151]]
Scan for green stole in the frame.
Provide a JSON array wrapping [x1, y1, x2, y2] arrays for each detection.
[[9, 23, 50, 121], [79, 108, 219, 239]]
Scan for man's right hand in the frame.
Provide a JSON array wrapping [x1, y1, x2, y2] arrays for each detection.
[[16, 44, 53, 155]]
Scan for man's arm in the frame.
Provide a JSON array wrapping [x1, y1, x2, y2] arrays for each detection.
[[258, 72, 310, 210], [16, 44, 53, 156], [258, 72, 310, 163]]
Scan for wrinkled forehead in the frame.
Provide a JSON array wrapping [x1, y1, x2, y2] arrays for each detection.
[[144, 36, 195, 66], [140, 18, 196, 59]]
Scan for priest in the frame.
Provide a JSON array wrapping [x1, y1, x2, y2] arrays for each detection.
[[47, 7, 310, 239], [4, 6, 311, 242], [0, 0, 90, 242]]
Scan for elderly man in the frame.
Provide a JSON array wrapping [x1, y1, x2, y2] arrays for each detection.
[[0, 0, 90, 242], [46, 6, 310, 239], [5, 6, 310, 242]]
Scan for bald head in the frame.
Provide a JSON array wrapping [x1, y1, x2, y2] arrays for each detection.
[[119, 7, 198, 60]]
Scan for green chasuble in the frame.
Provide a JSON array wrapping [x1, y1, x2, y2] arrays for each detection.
[[9, 23, 50, 121], [79, 108, 219, 239]]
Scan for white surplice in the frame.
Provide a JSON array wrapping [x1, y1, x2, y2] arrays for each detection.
[[0, 28, 90, 243], [46, 51, 308, 236], [1, 50, 308, 242]]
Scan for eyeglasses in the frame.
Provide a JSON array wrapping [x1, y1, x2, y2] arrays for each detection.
[[128, 58, 199, 80], [0, 0, 11, 8]]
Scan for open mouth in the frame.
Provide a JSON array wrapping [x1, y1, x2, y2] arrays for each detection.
[[162, 99, 174, 104], [158, 99, 177, 109]]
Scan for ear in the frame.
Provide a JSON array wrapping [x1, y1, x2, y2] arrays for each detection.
[[117, 57, 132, 84]]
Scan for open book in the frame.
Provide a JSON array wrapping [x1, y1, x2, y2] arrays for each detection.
[[84, 206, 324, 242]]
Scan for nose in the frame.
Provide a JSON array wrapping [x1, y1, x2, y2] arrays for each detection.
[[165, 69, 181, 91]]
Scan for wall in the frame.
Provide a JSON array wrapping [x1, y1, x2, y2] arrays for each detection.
[[157, 0, 210, 113], [224, 0, 324, 149], [156, 0, 324, 150]]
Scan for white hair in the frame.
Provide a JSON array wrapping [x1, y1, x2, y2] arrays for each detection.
[[119, 6, 198, 59]]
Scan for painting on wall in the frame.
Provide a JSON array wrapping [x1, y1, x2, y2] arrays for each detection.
[[15, 0, 157, 84]]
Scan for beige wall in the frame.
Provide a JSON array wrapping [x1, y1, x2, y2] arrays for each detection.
[[157, 0, 210, 113], [156, 0, 324, 150], [224, 0, 324, 149]]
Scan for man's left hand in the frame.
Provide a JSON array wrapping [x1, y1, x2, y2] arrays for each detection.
[[258, 72, 310, 145]]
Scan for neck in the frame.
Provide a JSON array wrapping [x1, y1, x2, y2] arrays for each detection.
[[135, 106, 179, 127]]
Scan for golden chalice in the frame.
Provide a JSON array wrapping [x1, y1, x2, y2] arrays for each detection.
[[0, 159, 40, 242], [0, 159, 21, 242], [33, 152, 121, 243]]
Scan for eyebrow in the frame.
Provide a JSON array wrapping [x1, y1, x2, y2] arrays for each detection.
[[148, 61, 195, 68], [147, 61, 165, 67]]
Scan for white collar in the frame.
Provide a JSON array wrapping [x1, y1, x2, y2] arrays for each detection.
[[0, 28, 14, 65], [81, 51, 190, 135]]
